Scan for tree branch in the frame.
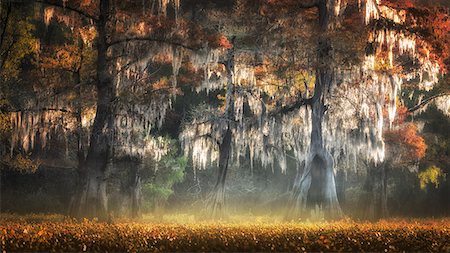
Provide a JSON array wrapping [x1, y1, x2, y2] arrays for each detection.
[[408, 92, 450, 113], [269, 96, 313, 116], [194, 133, 220, 147], [242, 96, 312, 129], [34, 0, 98, 22], [107, 37, 199, 51]]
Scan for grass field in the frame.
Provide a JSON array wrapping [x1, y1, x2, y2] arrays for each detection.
[[1, 214, 450, 252]]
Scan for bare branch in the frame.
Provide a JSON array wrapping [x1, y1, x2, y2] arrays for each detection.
[[242, 96, 312, 130], [408, 92, 450, 113], [269, 96, 313, 116], [194, 133, 220, 147]]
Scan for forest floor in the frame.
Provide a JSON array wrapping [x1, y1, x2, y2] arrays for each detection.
[[1, 214, 450, 252]]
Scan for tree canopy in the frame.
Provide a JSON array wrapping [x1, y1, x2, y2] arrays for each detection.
[[0, 0, 449, 221]]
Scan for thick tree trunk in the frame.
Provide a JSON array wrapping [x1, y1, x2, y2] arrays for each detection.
[[74, 0, 114, 220], [287, 0, 342, 220], [288, 135, 342, 219]]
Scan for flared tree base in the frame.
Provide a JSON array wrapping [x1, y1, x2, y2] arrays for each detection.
[[286, 149, 343, 221]]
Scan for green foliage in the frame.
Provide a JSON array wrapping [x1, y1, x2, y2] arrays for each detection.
[[142, 138, 186, 211], [0, 5, 39, 80], [418, 166, 444, 190]]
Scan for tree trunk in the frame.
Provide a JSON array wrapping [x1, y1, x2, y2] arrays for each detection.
[[210, 127, 232, 218], [74, 0, 114, 220], [130, 163, 142, 219], [380, 162, 389, 218], [68, 64, 85, 216], [68, 40, 87, 216], [209, 42, 235, 218], [361, 162, 388, 221], [361, 164, 376, 220], [336, 170, 346, 208], [287, 0, 342, 220]]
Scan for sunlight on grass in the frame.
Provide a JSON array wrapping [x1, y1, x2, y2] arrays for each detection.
[[1, 214, 450, 252]]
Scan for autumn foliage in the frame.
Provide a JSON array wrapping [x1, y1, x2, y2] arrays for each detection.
[[385, 123, 427, 160], [380, 0, 450, 72], [208, 34, 233, 49], [1, 217, 450, 252]]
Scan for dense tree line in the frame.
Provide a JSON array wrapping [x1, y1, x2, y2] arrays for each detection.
[[0, 0, 449, 221]]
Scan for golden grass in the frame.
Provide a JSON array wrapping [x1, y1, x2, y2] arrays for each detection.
[[1, 214, 450, 252]]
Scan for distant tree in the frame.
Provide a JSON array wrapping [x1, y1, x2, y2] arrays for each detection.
[[179, 0, 313, 217]]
